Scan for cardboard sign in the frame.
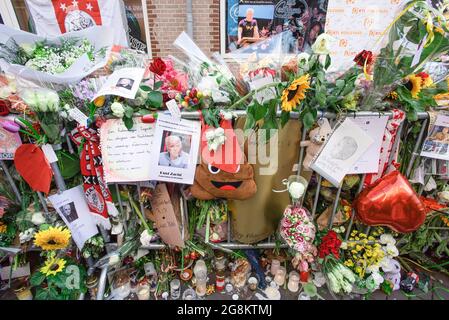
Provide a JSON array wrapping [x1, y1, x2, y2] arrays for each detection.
[[148, 184, 185, 248]]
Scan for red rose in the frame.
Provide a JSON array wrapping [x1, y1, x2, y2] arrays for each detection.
[[149, 58, 166, 76], [354, 50, 374, 67], [0, 99, 10, 116]]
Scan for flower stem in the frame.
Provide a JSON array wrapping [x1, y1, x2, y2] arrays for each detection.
[[228, 82, 282, 110], [128, 191, 152, 235]]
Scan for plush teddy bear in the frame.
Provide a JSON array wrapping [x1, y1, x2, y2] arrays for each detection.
[[300, 118, 332, 171]]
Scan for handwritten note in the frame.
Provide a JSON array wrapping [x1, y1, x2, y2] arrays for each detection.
[[100, 117, 155, 183], [149, 184, 184, 247]]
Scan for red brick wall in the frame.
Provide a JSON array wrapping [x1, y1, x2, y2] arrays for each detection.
[[146, 0, 220, 58]]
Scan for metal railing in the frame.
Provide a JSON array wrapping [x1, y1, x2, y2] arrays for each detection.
[[0, 111, 432, 300]]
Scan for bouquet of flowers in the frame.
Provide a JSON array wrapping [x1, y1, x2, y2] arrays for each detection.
[[280, 205, 317, 255], [322, 255, 357, 295]]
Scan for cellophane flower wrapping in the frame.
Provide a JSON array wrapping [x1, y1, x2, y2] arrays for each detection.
[[359, 1, 449, 111], [280, 204, 316, 255]]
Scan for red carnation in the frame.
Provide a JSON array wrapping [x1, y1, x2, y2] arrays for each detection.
[[318, 230, 342, 259], [354, 50, 374, 67], [149, 58, 167, 76]]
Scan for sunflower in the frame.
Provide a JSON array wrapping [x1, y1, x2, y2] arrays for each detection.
[[34, 226, 71, 251], [281, 74, 310, 112], [386, 91, 398, 100], [0, 222, 7, 233], [40, 257, 67, 277], [416, 72, 434, 88], [406, 75, 423, 99]]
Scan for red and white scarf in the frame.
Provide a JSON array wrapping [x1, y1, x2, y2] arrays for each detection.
[[365, 109, 405, 186], [70, 126, 118, 229]]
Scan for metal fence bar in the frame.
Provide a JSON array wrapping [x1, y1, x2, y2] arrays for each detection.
[[328, 185, 343, 229], [345, 174, 366, 241], [37, 191, 49, 215], [406, 119, 429, 178], [0, 160, 22, 203], [311, 175, 322, 219]]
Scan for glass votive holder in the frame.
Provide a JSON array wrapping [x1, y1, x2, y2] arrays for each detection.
[[182, 288, 197, 300], [287, 271, 300, 293], [274, 266, 286, 286], [170, 279, 181, 300]]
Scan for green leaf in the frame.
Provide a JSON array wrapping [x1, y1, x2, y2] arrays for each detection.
[[148, 91, 163, 108], [30, 271, 46, 287], [254, 102, 268, 121], [303, 110, 316, 130], [140, 85, 151, 92], [153, 81, 163, 90], [35, 287, 49, 300], [325, 55, 331, 70], [123, 116, 134, 130], [336, 79, 345, 89], [124, 106, 134, 118], [137, 108, 152, 115], [244, 113, 256, 132], [280, 110, 290, 127]]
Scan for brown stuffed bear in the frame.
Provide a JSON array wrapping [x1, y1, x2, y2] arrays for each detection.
[[190, 162, 257, 200], [300, 118, 332, 171]]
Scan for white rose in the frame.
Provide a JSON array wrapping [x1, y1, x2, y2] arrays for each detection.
[[288, 182, 305, 199], [215, 127, 225, 136], [111, 102, 125, 118], [220, 110, 234, 120], [20, 43, 36, 56], [108, 254, 121, 266], [380, 234, 396, 246], [140, 229, 155, 247], [297, 52, 310, 63], [205, 129, 216, 141], [46, 90, 60, 112], [311, 33, 335, 55], [31, 212, 45, 225], [384, 244, 399, 258], [438, 191, 449, 203], [366, 264, 380, 275]]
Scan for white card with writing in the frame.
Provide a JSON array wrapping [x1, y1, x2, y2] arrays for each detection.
[[349, 116, 388, 174], [148, 113, 200, 185], [48, 186, 99, 250], [91, 67, 145, 101], [68, 108, 89, 127], [165, 99, 182, 121], [310, 118, 374, 187], [100, 117, 155, 183]]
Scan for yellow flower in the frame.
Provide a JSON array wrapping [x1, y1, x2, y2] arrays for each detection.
[[40, 257, 66, 276], [344, 260, 354, 267], [93, 96, 105, 107], [34, 226, 71, 251], [368, 236, 375, 241], [0, 222, 7, 233], [355, 245, 363, 252], [407, 75, 423, 99], [281, 74, 310, 112], [387, 91, 398, 100]]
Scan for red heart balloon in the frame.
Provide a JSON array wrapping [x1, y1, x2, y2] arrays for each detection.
[[354, 170, 426, 233], [14, 144, 53, 194]]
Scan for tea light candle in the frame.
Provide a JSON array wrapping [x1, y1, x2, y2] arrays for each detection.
[[287, 271, 300, 293], [137, 284, 150, 300], [270, 259, 281, 276], [182, 288, 197, 300], [274, 266, 286, 286], [170, 279, 181, 300]]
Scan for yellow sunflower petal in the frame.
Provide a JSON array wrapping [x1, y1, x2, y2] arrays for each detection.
[[34, 226, 71, 251], [281, 74, 310, 112], [40, 257, 67, 277]]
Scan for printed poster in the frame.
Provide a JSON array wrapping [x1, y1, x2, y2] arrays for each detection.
[[48, 185, 99, 250], [421, 115, 449, 161]]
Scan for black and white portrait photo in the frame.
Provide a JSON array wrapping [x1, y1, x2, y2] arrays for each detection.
[[115, 77, 135, 90], [59, 202, 79, 223]]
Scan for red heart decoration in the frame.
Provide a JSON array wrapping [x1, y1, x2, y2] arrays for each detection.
[[14, 144, 53, 194], [354, 170, 426, 233]]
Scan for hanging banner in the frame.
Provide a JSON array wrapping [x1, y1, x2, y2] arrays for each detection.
[[325, 0, 406, 72], [25, 0, 129, 47]]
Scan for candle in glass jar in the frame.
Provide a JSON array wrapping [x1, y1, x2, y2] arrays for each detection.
[[14, 287, 33, 300], [270, 259, 281, 276], [287, 271, 300, 293], [274, 267, 286, 286], [195, 270, 207, 297], [170, 279, 181, 300]]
